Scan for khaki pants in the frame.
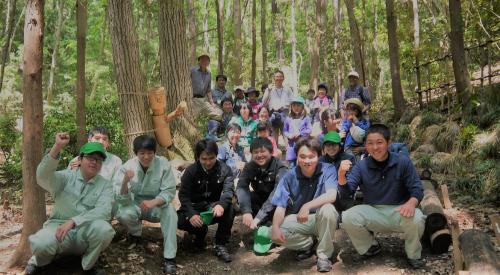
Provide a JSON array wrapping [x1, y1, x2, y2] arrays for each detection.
[[280, 204, 339, 259], [192, 97, 222, 121], [341, 204, 425, 259], [115, 203, 178, 259], [28, 220, 115, 270]]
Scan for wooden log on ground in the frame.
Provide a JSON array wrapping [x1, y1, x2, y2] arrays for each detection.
[[490, 215, 500, 246], [440, 184, 452, 209], [421, 180, 452, 254], [459, 229, 500, 274], [451, 220, 463, 275]]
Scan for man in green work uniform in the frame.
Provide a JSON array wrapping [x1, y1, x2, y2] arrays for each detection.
[[114, 135, 178, 275], [25, 133, 115, 275], [68, 127, 122, 181]]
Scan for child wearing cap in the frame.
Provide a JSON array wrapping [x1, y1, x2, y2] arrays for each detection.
[[25, 133, 115, 275], [246, 87, 262, 120], [68, 127, 122, 181], [113, 135, 178, 274], [340, 98, 370, 158], [178, 140, 235, 263], [233, 86, 247, 115], [283, 96, 312, 166], [217, 123, 246, 178]]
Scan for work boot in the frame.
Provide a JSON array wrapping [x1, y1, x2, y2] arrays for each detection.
[[295, 239, 317, 261], [214, 245, 232, 262], [24, 264, 39, 275], [316, 258, 333, 273], [407, 258, 425, 269], [163, 258, 177, 275], [362, 242, 381, 257]]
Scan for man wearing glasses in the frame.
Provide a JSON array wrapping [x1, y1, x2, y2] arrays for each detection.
[[25, 133, 115, 275]]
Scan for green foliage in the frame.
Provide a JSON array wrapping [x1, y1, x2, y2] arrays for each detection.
[[434, 122, 460, 152], [0, 115, 22, 187], [393, 124, 411, 144], [479, 142, 499, 160], [458, 124, 479, 151], [419, 111, 444, 130]]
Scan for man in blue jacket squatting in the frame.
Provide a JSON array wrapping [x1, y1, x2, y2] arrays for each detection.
[[339, 124, 425, 269]]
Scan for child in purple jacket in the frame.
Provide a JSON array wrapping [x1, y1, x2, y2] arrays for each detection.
[[283, 96, 312, 166]]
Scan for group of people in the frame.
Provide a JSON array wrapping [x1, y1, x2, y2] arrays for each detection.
[[24, 52, 426, 275]]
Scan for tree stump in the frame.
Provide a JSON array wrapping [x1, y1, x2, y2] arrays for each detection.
[[459, 229, 500, 274], [420, 180, 451, 254]]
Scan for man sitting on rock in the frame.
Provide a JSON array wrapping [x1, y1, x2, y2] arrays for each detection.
[[270, 137, 340, 273], [339, 124, 425, 269], [25, 133, 115, 275]]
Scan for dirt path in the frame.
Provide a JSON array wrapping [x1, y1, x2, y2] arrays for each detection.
[[0, 194, 497, 274]]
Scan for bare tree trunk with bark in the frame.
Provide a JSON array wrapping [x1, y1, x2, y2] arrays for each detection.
[[233, 0, 242, 85], [272, 0, 284, 65], [76, 0, 87, 149], [251, 0, 257, 87], [345, 0, 366, 86], [187, 0, 197, 65], [108, 0, 153, 157], [8, 0, 46, 267], [46, 0, 64, 104], [261, 0, 268, 83], [0, 0, 17, 93], [448, 0, 472, 111], [385, 0, 406, 120], [290, 0, 298, 93], [158, 1, 201, 159], [215, 0, 224, 74]]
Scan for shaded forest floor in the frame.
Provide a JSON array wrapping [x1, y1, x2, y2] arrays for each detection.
[[1, 192, 498, 275]]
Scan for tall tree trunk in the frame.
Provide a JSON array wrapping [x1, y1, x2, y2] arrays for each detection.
[[203, 0, 210, 51], [187, 0, 197, 65], [47, 0, 64, 104], [158, 0, 200, 158], [0, 0, 17, 93], [332, 0, 342, 107], [251, 0, 257, 87], [76, 0, 87, 149], [143, 0, 152, 84], [385, 0, 406, 119], [215, 0, 224, 74], [260, 0, 268, 83], [290, 0, 298, 92], [448, 0, 472, 110], [272, 0, 284, 65], [233, 0, 242, 85], [345, 0, 366, 86], [8, 0, 46, 267], [412, 0, 421, 105], [368, 0, 380, 101], [309, 0, 325, 89], [108, 0, 153, 157]]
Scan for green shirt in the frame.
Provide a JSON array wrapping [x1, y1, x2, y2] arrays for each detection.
[[36, 154, 114, 227], [68, 152, 122, 182], [113, 155, 176, 206]]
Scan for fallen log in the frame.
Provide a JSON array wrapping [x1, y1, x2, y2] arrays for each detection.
[[459, 229, 500, 274], [420, 180, 452, 254]]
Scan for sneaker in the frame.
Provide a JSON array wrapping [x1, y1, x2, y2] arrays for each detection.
[[407, 258, 425, 269], [83, 266, 106, 275], [24, 264, 39, 275], [362, 242, 381, 257], [295, 239, 317, 261], [316, 258, 333, 273], [163, 258, 177, 275], [214, 245, 232, 262]]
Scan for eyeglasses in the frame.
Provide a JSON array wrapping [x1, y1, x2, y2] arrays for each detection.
[[83, 155, 104, 164]]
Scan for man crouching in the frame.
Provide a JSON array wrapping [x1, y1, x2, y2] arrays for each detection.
[[25, 133, 115, 275], [270, 137, 339, 272]]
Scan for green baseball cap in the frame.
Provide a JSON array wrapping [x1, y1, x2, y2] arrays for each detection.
[[323, 131, 341, 144], [291, 96, 305, 105], [200, 208, 213, 225], [253, 226, 272, 254], [79, 142, 107, 160]]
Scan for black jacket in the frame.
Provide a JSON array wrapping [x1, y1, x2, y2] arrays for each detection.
[[236, 157, 287, 221], [179, 161, 234, 218]]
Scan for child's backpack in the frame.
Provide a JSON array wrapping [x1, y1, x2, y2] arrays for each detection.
[[389, 142, 410, 157]]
